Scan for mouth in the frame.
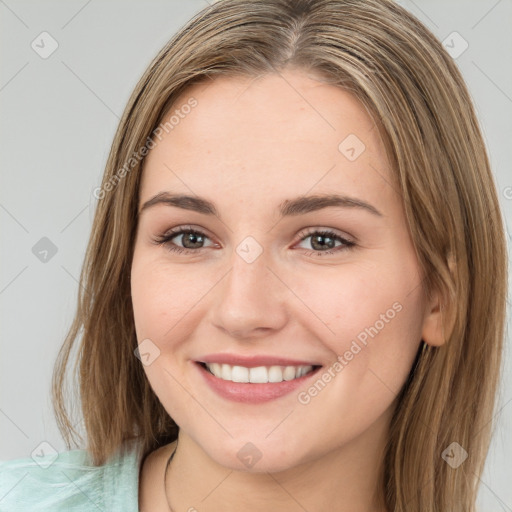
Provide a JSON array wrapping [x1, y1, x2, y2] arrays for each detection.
[[199, 362, 319, 383], [194, 357, 323, 403]]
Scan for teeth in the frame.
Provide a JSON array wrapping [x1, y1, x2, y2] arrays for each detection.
[[283, 366, 296, 381], [209, 363, 222, 377], [249, 366, 267, 383], [268, 366, 283, 383], [221, 364, 231, 380], [204, 363, 314, 383], [232, 365, 249, 383]]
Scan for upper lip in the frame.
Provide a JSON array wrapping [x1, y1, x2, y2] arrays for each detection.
[[196, 354, 321, 368]]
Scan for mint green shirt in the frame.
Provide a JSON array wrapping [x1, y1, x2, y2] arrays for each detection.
[[0, 441, 143, 511]]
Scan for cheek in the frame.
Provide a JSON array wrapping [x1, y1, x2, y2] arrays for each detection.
[[292, 258, 423, 349], [277, 271, 422, 456], [130, 253, 209, 343], [130, 252, 212, 426], [292, 256, 424, 394]]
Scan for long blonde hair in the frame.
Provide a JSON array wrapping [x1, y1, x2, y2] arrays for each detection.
[[52, 1, 508, 510]]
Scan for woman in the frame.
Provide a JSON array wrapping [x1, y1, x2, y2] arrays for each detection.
[[1, 0, 507, 511]]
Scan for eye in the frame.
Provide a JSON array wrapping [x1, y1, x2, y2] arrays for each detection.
[[152, 226, 215, 255], [295, 228, 356, 256], [152, 226, 356, 256]]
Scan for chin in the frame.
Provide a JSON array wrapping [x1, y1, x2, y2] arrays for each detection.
[[200, 435, 311, 474]]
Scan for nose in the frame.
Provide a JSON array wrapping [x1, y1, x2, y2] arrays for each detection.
[[209, 248, 289, 340]]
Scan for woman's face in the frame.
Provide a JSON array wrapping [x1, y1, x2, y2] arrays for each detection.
[[131, 69, 435, 472]]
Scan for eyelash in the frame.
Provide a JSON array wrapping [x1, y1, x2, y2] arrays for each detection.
[[152, 225, 356, 257]]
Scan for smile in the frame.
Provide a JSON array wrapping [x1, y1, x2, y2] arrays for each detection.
[[195, 357, 322, 403], [202, 362, 316, 383]]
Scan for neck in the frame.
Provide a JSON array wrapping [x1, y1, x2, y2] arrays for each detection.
[[165, 413, 391, 512]]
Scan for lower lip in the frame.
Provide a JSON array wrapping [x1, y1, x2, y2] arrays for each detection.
[[195, 362, 321, 403]]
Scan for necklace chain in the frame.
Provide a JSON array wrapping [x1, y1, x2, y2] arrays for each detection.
[[164, 440, 179, 512]]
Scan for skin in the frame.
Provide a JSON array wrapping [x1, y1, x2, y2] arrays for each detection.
[[132, 68, 445, 512]]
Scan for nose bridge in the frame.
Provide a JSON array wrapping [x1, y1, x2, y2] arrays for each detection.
[[210, 238, 288, 338]]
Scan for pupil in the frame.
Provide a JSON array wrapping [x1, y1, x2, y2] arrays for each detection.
[[311, 234, 334, 251], [183, 233, 204, 249]]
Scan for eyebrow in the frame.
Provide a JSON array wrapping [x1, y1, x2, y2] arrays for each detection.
[[139, 192, 383, 218]]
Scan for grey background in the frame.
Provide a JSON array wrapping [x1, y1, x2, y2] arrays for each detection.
[[1, 0, 511, 509]]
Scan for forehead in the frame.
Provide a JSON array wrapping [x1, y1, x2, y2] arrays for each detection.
[[139, 70, 395, 213]]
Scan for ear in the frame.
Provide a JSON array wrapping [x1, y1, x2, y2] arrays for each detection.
[[421, 254, 456, 347], [420, 290, 446, 347]]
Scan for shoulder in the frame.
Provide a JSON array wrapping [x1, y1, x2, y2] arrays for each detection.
[[0, 441, 143, 512]]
